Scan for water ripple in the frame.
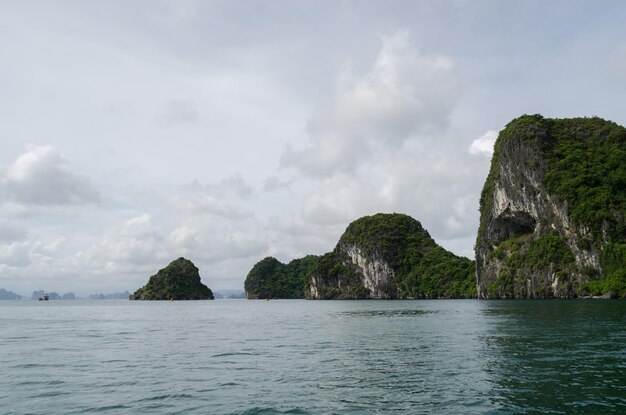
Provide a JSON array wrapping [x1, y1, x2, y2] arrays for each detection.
[[0, 300, 625, 414]]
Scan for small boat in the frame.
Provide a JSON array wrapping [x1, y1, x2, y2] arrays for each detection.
[[38, 293, 49, 301]]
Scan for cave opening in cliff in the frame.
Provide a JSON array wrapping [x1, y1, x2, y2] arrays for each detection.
[[492, 210, 536, 242]]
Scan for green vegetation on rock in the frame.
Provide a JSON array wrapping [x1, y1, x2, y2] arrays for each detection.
[[476, 114, 626, 298], [353, 214, 475, 298], [244, 255, 320, 299], [541, 117, 626, 239], [132, 257, 214, 300], [245, 213, 476, 299]]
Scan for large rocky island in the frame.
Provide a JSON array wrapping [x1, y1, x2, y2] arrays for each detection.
[[245, 213, 475, 299], [476, 115, 625, 298], [132, 257, 214, 300]]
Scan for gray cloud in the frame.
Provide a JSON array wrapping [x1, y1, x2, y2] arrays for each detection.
[[183, 175, 254, 198], [263, 176, 293, 192], [1, 146, 99, 205], [155, 99, 199, 126], [609, 43, 626, 83], [0, 221, 27, 243]]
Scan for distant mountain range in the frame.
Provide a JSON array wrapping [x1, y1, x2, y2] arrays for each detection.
[[0, 289, 22, 300]]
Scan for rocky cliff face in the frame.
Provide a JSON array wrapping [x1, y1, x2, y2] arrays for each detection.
[[307, 246, 397, 300], [244, 213, 475, 300], [343, 245, 397, 298], [307, 213, 475, 299], [476, 115, 626, 298]]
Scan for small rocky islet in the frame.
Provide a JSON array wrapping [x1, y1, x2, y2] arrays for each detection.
[[132, 257, 214, 300], [245, 114, 625, 300]]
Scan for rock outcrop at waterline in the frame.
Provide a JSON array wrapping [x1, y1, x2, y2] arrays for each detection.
[[475, 115, 626, 298], [132, 257, 214, 300], [244, 213, 476, 299]]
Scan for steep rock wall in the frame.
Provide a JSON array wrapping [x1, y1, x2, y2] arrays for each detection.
[[306, 213, 476, 299], [308, 244, 397, 299], [476, 115, 625, 298]]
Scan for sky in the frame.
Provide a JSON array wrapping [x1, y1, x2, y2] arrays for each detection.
[[1, 0, 625, 296]]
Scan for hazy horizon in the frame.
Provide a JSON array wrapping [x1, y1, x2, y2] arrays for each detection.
[[0, 286, 245, 298], [1, 0, 625, 294]]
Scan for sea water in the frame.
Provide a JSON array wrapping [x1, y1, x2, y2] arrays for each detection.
[[1, 300, 625, 414]]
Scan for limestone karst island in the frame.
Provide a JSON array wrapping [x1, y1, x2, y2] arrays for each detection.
[[245, 213, 475, 299], [245, 115, 626, 300], [132, 257, 214, 300]]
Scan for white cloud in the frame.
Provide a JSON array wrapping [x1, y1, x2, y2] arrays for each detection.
[[1, 145, 99, 205], [166, 220, 268, 266], [31, 238, 66, 258], [469, 130, 498, 157], [75, 214, 167, 275], [0, 241, 32, 268], [282, 31, 462, 178], [169, 193, 252, 220], [301, 175, 382, 226], [281, 135, 368, 177], [169, 175, 255, 220], [168, 225, 199, 252], [315, 31, 460, 140]]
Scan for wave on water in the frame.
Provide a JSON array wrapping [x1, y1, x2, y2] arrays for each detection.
[[337, 309, 438, 317], [229, 408, 313, 415]]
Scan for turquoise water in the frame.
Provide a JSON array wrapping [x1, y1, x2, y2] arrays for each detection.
[[1, 300, 625, 414]]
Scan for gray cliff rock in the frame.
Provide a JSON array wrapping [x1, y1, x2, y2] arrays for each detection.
[[244, 214, 475, 300], [476, 115, 625, 298], [307, 213, 475, 299], [307, 244, 398, 299]]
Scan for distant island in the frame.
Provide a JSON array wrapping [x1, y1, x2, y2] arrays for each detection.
[[132, 257, 214, 300], [0, 289, 22, 300], [89, 291, 131, 300], [31, 290, 76, 300], [245, 115, 625, 300], [212, 290, 246, 299]]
